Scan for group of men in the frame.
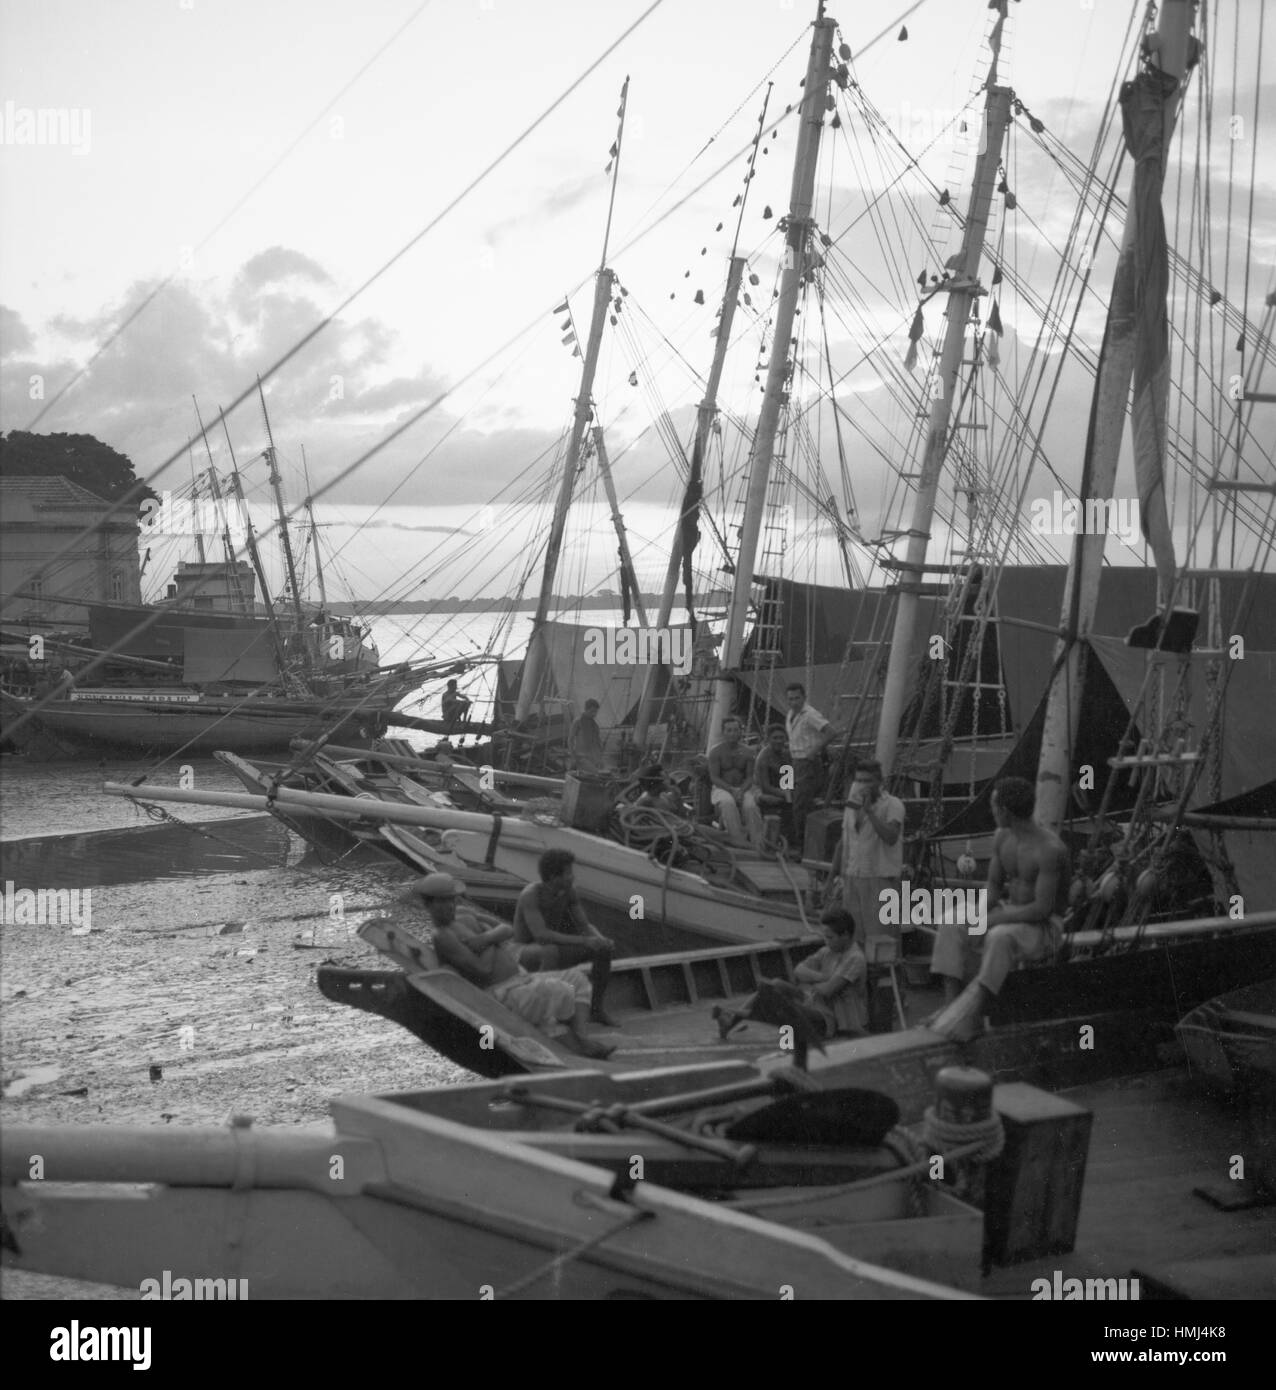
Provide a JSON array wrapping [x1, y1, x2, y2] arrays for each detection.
[[404, 849, 617, 1060], [400, 681, 1067, 1053]]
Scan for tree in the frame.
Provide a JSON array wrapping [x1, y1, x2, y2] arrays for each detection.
[[0, 431, 158, 506]]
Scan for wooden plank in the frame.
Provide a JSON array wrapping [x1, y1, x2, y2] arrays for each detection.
[[1134, 1255, 1276, 1300]]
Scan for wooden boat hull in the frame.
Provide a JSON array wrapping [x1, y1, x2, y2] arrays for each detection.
[[1175, 979, 1276, 1091], [0, 1085, 973, 1300], [326, 911, 1276, 1090], [1, 691, 395, 758], [445, 818, 816, 952], [318, 921, 821, 1077]]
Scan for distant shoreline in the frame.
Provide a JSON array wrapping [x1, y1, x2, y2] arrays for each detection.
[[330, 591, 731, 616]]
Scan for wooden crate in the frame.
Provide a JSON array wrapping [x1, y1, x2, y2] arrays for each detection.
[[983, 1082, 1093, 1268]]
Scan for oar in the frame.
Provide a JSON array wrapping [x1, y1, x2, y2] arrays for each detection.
[[502, 1084, 757, 1168]]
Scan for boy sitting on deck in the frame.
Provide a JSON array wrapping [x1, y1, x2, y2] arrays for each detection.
[[414, 873, 615, 1060], [712, 908, 868, 1048]]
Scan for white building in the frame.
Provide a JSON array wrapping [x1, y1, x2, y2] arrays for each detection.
[[0, 476, 142, 627]]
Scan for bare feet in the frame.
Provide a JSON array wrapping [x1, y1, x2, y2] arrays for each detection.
[[568, 1032, 616, 1060]]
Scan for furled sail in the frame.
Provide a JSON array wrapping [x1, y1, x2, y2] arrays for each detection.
[[1122, 68, 1179, 592]]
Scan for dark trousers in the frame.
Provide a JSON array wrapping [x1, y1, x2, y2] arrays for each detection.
[[745, 978, 833, 1041], [527, 938, 611, 1013], [791, 759, 826, 853]]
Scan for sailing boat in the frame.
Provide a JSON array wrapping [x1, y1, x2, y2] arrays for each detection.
[[0, 394, 449, 759]]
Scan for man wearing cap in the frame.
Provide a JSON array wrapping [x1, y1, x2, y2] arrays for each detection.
[[411, 873, 614, 1060]]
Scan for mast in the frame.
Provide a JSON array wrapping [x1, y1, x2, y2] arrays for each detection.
[[1035, 0, 1195, 832], [873, 27, 1013, 773], [218, 407, 290, 675], [301, 445, 328, 612], [516, 82, 631, 722], [707, 10, 837, 749], [516, 271, 615, 721], [633, 255, 748, 752], [256, 377, 305, 630], [186, 442, 208, 566], [592, 426, 648, 627], [194, 397, 250, 614]]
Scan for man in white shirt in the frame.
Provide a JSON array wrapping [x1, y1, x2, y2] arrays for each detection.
[[784, 683, 836, 853], [829, 758, 905, 948]]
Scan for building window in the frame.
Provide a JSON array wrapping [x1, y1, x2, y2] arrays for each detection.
[[111, 570, 126, 602]]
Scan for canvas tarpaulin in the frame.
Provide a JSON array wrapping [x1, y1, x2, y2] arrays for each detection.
[[181, 627, 278, 685]]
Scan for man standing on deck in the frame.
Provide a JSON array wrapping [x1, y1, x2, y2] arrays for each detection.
[[512, 849, 617, 1027], [416, 873, 614, 1059], [928, 777, 1067, 1041], [829, 759, 905, 949], [706, 716, 762, 847], [568, 698, 606, 773], [784, 683, 836, 854]]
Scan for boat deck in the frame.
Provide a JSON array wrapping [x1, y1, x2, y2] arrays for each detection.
[[981, 1068, 1276, 1298]]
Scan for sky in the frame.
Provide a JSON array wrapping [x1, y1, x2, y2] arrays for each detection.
[[1, 0, 1273, 604]]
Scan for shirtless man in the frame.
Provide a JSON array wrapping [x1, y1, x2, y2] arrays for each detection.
[[512, 849, 617, 1026], [420, 873, 614, 1059], [929, 776, 1068, 1041], [707, 716, 762, 847]]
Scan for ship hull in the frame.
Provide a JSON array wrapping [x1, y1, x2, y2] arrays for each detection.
[[0, 691, 393, 759]]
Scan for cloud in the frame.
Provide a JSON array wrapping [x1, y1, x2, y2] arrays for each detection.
[[0, 305, 35, 358], [0, 250, 454, 501], [484, 172, 599, 247]]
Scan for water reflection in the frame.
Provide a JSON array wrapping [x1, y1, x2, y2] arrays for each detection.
[[0, 815, 292, 889]]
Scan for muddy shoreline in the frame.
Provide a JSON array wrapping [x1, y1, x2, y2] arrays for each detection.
[[1, 771, 474, 1299]]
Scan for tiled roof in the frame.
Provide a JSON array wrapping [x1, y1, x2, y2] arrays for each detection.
[[0, 475, 113, 507]]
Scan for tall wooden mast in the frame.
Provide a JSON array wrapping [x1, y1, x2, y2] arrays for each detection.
[[193, 397, 251, 614], [632, 84, 772, 754], [516, 81, 630, 722], [1035, 0, 1195, 832], [706, 9, 837, 749], [257, 377, 305, 630], [872, 18, 1013, 774]]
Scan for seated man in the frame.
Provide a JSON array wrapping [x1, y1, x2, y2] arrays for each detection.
[[712, 909, 867, 1049], [752, 724, 795, 845], [440, 679, 471, 733], [512, 849, 617, 1027], [706, 716, 763, 848], [415, 873, 614, 1059], [928, 776, 1067, 1041], [630, 762, 690, 816]]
